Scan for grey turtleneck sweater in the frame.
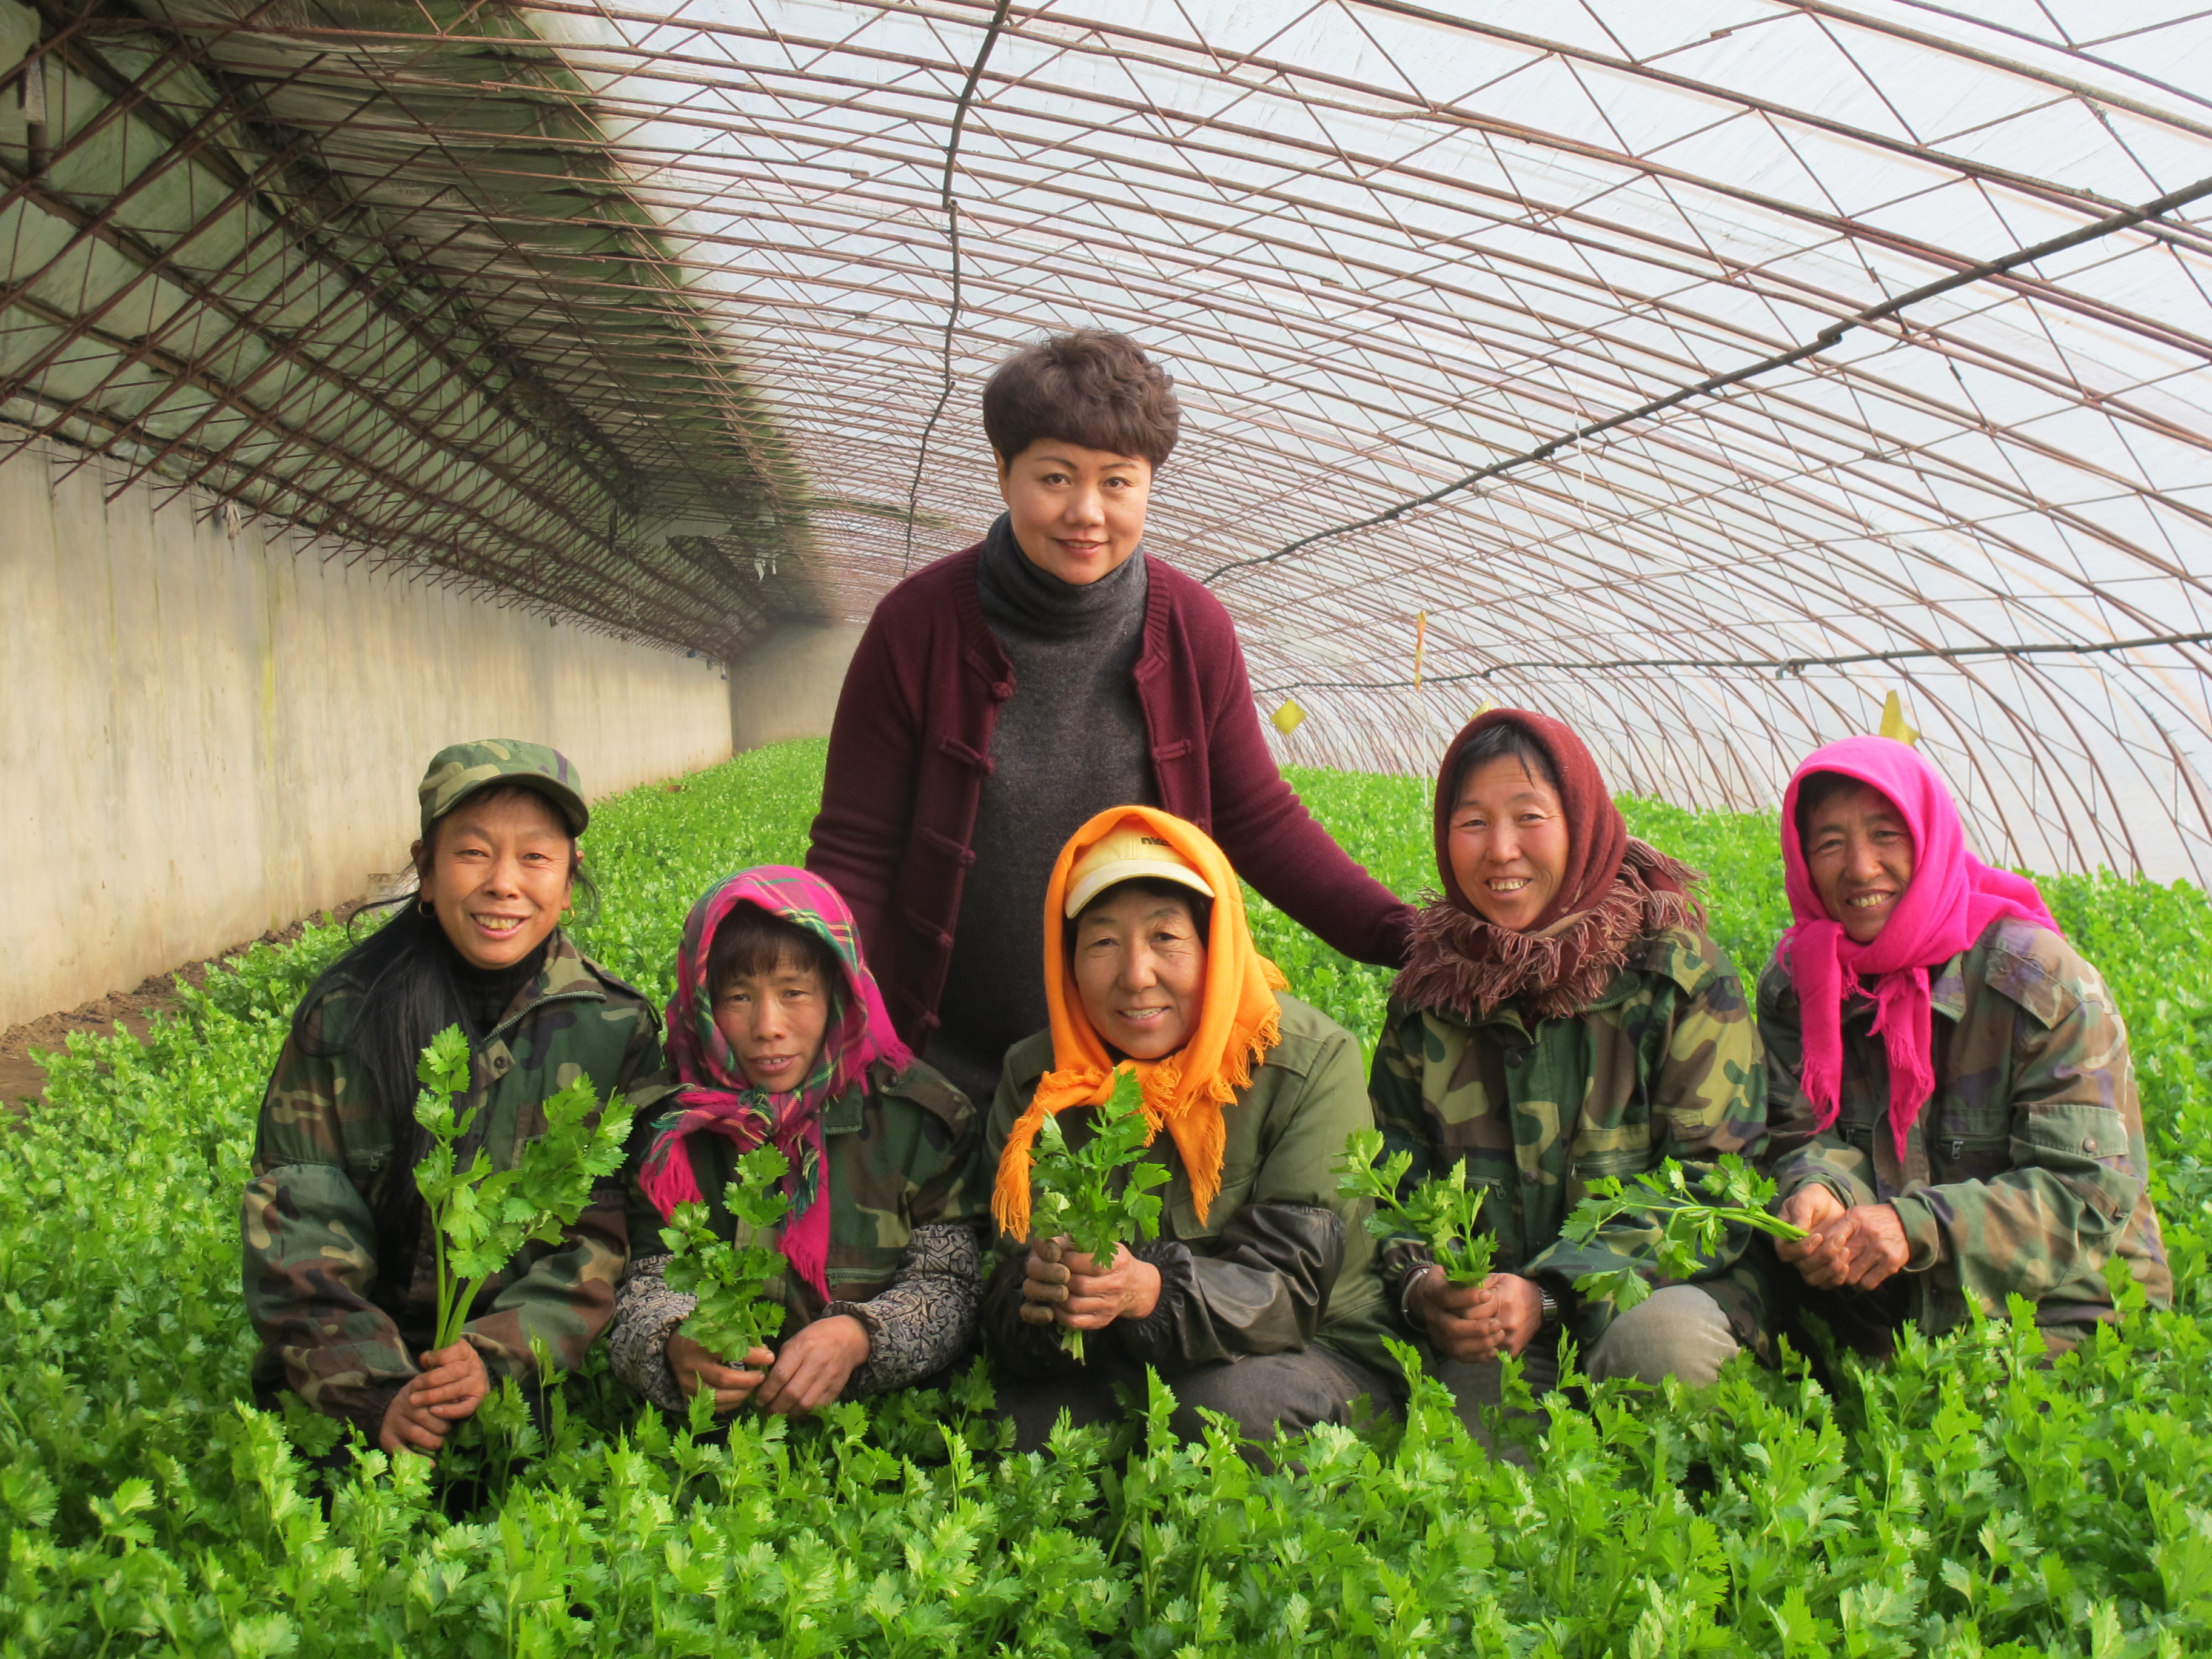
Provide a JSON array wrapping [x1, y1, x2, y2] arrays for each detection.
[[927, 515, 1159, 1108]]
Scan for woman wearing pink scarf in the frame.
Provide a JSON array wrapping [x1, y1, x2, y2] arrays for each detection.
[[607, 867, 989, 1415], [1761, 738, 2170, 1354]]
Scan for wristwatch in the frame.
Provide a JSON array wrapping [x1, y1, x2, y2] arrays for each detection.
[[1537, 1286, 1561, 1330]]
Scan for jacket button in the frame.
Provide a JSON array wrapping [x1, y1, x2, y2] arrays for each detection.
[[1520, 1168, 1539, 1184], [2082, 1136, 2098, 1153], [991, 680, 1014, 701]]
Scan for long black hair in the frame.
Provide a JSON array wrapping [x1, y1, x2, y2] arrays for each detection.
[[291, 785, 600, 1153]]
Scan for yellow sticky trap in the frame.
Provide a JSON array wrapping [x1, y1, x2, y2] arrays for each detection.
[[1879, 690, 1920, 746], [1473, 698, 1498, 719], [1270, 699, 1307, 736], [1413, 611, 1427, 689]]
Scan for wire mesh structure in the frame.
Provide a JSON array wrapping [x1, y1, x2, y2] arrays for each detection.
[[5, 1, 2211, 876]]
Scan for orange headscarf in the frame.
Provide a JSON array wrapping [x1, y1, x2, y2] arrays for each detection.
[[991, 806, 1288, 1242]]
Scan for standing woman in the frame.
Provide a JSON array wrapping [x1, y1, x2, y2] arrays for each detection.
[[807, 330, 1413, 1110], [242, 742, 665, 1456], [1375, 709, 1772, 1410], [1761, 738, 2170, 1351]]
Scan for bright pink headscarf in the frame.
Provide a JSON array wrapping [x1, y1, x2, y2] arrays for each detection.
[[1778, 737, 2058, 1163], [638, 866, 911, 1298]]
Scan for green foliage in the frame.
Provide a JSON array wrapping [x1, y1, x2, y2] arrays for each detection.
[[1564, 1154, 1810, 1311], [1336, 1126, 1496, 1284], [660, 1147, 793, 1362], [7, 738, 2212, 1655], [1027, 1066, 1171, 1361], [409, 1024, 636, 1349]]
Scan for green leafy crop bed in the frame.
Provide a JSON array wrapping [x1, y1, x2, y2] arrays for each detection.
[[7, 740, 2212, 1656]]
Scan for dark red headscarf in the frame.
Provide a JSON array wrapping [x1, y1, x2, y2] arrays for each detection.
[[1394, 708, 1701, 1021]]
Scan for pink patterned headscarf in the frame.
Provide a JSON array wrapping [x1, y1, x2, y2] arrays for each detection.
[[1778, 737, 2058, 1162], [638, 866, 911, 1298]]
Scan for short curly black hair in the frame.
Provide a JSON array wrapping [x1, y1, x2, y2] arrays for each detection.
[[982, 329, 1180, 470]]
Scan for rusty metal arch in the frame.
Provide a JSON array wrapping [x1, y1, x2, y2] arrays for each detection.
[[2, 0, 2209, 874]]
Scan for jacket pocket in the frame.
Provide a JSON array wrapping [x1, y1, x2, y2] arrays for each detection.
[[2014, 1102, 2129, 1168]]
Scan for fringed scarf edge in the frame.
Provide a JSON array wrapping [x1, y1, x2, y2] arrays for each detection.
[[1393, 842, 1706, 1023]]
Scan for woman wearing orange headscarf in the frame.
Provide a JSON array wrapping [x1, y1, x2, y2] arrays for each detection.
[[980, 808, 1395, 1452]]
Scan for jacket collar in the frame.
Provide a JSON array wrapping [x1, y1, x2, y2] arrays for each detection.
[[1841, 948, 1970, 1026], [486, 928, 603, 1034]]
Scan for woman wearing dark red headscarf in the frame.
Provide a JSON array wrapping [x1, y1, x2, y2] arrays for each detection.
[[1761, 739, 2170, 1355], [1373, 710, 1772, 1414]]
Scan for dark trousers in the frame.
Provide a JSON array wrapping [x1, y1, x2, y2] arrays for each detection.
[[1789, 1275, 1915, 1364], [1002, 1344, 1398, 1458]]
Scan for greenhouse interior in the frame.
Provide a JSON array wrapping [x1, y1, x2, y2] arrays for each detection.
[[4, 1, 2212, 1654]]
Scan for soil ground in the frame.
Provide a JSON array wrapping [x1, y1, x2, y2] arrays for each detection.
[[2, 915, 333, 1110]]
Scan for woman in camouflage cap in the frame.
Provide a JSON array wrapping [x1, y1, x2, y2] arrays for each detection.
[[1373, 709, 1772, 1432], [241, 740, 667, 1457]]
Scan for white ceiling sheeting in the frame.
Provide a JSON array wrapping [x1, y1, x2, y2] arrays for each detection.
[[47, 0, 2212, 875], [529, 0, 2212, 876]]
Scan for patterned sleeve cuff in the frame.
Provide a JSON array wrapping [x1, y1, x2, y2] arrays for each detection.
[[335, 1378, 407, 1444], [609, 1253, 695, 1414], [834, 1223, 982, 1397], [1889, 1194, 1945, 1273]]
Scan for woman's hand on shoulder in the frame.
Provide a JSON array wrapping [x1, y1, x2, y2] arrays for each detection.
[[1019, 1235, 1161, 1329], [666, 1332, 773, 1412]]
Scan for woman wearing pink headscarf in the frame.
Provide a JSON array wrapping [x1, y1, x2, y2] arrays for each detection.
[[1761, 739, 2170, 1354], [608, 868, 988, 1416]]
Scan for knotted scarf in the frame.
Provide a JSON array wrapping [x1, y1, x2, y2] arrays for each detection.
[[991, 808, 1287, 1242], [638, 866, 911, 1298], [1393, 708, 1702, 1022], [1778, 737, 2058, 1162]]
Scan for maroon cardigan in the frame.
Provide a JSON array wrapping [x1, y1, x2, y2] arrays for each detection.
[[806, 542, 1417, 1051]]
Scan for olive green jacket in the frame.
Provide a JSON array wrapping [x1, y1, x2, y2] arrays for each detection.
[[982, 993, 1398, 1384]]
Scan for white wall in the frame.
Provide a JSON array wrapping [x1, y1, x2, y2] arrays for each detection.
[[729, 622, 864, 752], [0, 441, 734, 1029]]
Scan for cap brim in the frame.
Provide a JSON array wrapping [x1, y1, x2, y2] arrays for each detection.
[[1065, 858, 1216, 919], [432, 776, 589, 837]]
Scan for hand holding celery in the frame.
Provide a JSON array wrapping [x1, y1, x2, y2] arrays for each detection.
[[411, 1025, 635, 1352], [660, 1145, 793, 1363], [1028, 1065, 1171, 1361], [1562, 1153, 1807, 1310]]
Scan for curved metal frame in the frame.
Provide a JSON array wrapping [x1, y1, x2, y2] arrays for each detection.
[[3, 0, 2209, 874]]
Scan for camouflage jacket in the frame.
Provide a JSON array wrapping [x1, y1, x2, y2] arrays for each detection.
[[242, 930, 667, 1433], [1760, 915, 2171, 1336], [1372, 925, 1774, 1357], [618, 1056, 988, 1330], [982, 993, 1399, 1384]]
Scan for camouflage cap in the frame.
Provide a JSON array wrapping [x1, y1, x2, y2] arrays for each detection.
[[417, 740, 588, 838]]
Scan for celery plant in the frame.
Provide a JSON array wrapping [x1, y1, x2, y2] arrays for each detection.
[[410, 1024, 637, 1350], [1561, 1153, 1808, 1310], [1335, 1127, 1496, 1285], [659, 1145, 793, 1362], [1028, 1065, 1172, 1361]]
